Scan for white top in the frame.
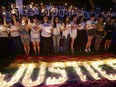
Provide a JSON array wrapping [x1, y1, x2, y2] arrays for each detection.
[[10, 25, 20, 37], [31, 23, 40, 38], [33, 7, 39, 15], [40, 23, 52, 37], [53, 23, 61, 36], [62, 24, 71, 39], [0, 25, 8, 37], [86, 20, 95, 30], [78, 22, 86, 30], [71, 21, 78, 34]]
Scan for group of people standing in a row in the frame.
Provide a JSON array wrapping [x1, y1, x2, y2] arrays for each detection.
[[0, 14, 115, 57]]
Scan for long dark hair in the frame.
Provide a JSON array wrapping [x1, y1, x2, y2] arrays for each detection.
[[53, 16, 59, 28], [77, 16, 83, 24], [108, 17, 116, 25], [72, 14, 77, 24], [63, 15, 70, 27], [98, 15, 104, 23], [11, 14, 17, 25], [21, 15, 28, 25], [42, 15, 49, 24], [0, 15, 3, 25]]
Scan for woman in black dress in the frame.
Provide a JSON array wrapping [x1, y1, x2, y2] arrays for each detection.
[[104, 17, 115, 51], [95, 16, 105, 51]]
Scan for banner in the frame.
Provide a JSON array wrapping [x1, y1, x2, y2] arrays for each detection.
[[82, 11, 90, 18], [16, 0, 23, 15], [94, 5, 102, 16], [65, 10, 71, 17], [59, 9, 64, 17]]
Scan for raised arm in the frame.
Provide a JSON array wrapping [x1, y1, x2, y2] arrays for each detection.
[[37, 24, 41, 31], [26, 17, 32, 29], [12, 15, 17, 26], [51, 16, 54, 25], [3, 16, 7, 26]]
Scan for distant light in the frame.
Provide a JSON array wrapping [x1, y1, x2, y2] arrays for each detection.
[[50, 3, 52, 5], [65, 3, 67, 6], [31, 2, 33, 5], [41, 3, 43, 6]]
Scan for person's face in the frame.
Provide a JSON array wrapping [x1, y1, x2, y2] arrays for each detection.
[[55, 17, 59, 23], [33, 18, 38, 23], [91, 17, 95, 21], [73, 16, 77, 22], [99, 17, 103, 22], [35, 4, 38, 7], [21, 16, 27, 24], [66, 17, 69, 22], [22, 16, 26, 21], [43, 16, 48, 23], [13, 4, 16, 8]]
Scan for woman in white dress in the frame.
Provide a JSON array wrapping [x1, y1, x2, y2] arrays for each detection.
[[52, 16, 62, 53], [62, 15, 71, 53], [70, 15, 78, 54], [30, 17, 41, 56]]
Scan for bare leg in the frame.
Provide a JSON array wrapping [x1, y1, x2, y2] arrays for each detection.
[[71, 38, 75, 54], [107, 40, 112, 50], [32, 41, 37, 55], [104, 40, 108, 50], [37, 41, 40, 55], [88, 36, 93, 49], [23, 43, 28, 55], [85, 36, 93, 52], [27, 43, 30, 55]]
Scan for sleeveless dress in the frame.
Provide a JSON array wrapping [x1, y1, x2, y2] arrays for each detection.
[[70, 22, 78, 38], [20, 27, 30, 44]]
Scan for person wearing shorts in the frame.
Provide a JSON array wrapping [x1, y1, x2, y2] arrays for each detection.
[[31, 17, 41, 56], [85, 15, 96, 53]]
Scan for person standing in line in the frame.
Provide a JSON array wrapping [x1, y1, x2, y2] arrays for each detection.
[[104, 17, 115, 51], [52, 16, 62, 54], [30, 17, 41, 56], [85, 15, 96, 53], [39, 16, 52, 56], [20, 16, 30, 55], [62, 15, 71, 54], [9, 15, 23, 55], [77, 16, 86, 52], [70, 15, 78, 54], [0, 16, 9, 58], [95, 16, 106, 51]]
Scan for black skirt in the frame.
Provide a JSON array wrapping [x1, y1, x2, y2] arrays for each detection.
[[86, 29, 96, 36], [105, 32, 113, 40]]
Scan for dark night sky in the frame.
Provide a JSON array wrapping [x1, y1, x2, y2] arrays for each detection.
[[0, 0, 115, 10]]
